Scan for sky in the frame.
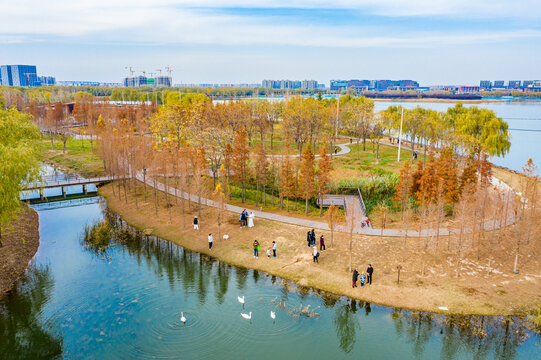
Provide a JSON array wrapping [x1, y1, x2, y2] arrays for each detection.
[[0, 0, 540, 85]]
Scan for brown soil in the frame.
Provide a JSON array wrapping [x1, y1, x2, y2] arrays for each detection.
[[100, 182, 541, 316], [0, 205, 40, 296]]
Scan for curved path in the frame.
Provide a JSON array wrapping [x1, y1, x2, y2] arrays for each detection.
[[136, 172, 515, 238]]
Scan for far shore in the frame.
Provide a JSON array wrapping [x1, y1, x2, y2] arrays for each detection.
[[372, 98, 504, 103], [99, 182, 541, 316]]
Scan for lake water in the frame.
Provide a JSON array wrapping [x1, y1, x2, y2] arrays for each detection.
[[373, 100, 541, 173], [1, 194, 539, 359]]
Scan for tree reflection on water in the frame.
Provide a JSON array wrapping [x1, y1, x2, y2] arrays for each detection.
[[0, 265, 63, 359]]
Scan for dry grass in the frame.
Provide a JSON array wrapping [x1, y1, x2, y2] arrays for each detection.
[[100, 182, 541, 316]]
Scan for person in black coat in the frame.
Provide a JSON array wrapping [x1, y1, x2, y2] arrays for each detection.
[[306, 231, 311, 247], [366, 264, 374, 285], [352, 269, 359, 288], [310, 229, 316, 246]]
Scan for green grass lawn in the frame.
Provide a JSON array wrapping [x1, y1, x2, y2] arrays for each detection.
[[332, 142, 414, 175], [39, 136, 104, 174]]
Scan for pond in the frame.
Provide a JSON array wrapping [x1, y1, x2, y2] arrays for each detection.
[[1, 195, 539, 359]]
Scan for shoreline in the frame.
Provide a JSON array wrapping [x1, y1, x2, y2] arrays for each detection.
[[372, 98, 504, 103], [0, 204, 40, 297], [99, 183, 541, 317]]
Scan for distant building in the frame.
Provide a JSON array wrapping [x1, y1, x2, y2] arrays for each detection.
[[330, 80, 348, 91], [301, 80, 318, 90], [523, 80, 534, 88], [330, 79, 418, 91], [38, 76, 56, 86], [493, 80, 505, 88], [1, 65, 39, 86], [508, 80, 521, 89], [123, 75, 172, 87], [261, 79, 315, 90], [480, 80, 492, 90]]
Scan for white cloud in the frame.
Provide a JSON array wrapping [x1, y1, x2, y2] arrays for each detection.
[[1, 0, 540, 47]]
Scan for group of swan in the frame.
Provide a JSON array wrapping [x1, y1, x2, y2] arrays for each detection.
[[239, 296, 276, 321], [180, 296, 276, 324]]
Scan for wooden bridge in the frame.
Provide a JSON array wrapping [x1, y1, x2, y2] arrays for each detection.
[[23, 173, 122, 199]]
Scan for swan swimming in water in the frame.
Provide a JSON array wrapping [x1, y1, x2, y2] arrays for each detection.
[[180, 312, 186, 323], [270, 311, 276, 320], [238, 296, 245, 304], [241, 312, 252, 320]]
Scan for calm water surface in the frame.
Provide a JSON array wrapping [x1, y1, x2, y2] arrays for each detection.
[[0, 197, 539, 359]]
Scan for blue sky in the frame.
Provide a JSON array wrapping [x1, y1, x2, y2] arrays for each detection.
[[0, 0, 539, 85]]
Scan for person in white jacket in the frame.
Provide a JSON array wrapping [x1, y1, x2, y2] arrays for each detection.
[[313, 246, 319, 263], [208, 233, 213, 250]]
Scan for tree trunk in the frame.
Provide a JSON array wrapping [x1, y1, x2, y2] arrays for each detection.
[[305, 197, 309, 216], [270, 123, 274, 149], [256, 182, 259, 207]]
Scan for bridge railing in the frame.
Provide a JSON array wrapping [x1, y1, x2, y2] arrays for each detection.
[[24, 172, 122, 189]]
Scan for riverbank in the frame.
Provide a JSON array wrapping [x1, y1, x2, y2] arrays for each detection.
[[100, 182, 541, 316], [372, 98, 503, 103], [0, 204, 40, 296]]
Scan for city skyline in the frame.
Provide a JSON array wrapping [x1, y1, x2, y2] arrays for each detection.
[[1, 1, 540, 84]]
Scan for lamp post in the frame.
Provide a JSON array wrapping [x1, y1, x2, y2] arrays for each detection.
[[396, 264, 402, 284], [143, 167, 147, 201], [397, 107, 403, 162]]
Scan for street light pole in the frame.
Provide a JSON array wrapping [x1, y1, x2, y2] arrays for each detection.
[[397, 107, 403, 162]]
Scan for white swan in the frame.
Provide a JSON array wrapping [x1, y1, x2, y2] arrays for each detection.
[[270, 311, 276, 320], [241, 312, 252, 320], [237, 296, 245, 304], [180, 312, 186, 323]]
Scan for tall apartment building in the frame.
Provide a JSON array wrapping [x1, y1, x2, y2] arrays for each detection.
[[1, 65, 38, 86], [493, 80, 505, 88], [330, 79, 419, 91], [38, 76, 56, 86], [123, 75, 172, 87], [480, 80, 492, 90], [508, 80, 521, 89], [262, 79, 318, 90]]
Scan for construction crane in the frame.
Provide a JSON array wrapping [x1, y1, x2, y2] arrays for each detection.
[[124, 67, 135, 77], [165, 66, 173, 79]]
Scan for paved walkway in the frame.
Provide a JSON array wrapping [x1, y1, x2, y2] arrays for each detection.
[[136, 173, 515, 238]]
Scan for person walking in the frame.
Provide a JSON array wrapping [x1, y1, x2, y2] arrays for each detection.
[[193, 216, 199, 230], [239, 212, 244, 228], [359, 272, 367, 288], [253, 240, 260, 258], [306, 231, 311, 248], [366, 264, 373, 285], [352, 269, 359, 288], [312, 246, 319, 263], [208, 233, 213, 250], [310, 229, 316, 246], [272, 241, 277, 258], [319, 235, 326, 251]]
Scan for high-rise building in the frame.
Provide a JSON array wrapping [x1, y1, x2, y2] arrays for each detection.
[[301, 80, 318, 90], [494, 80, 505, 88], [38, 76, 56, 86], [330, 80, 348, 91], [0, 65, 39, 86], [480, 80, 492, 90], [508, 80, 521, 89], [523, 80, 534, 88]]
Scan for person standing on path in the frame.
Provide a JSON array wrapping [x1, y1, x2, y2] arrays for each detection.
[[248, 211, 255, 228], [193, 216, 199, 230], [253, 240, 260, 258], [352, 269, 359, 288], [359, 272, 366, 288], [208, 233, 213, 250], [319, 235, 325, 251], [312, 246, 319, 263], [310, 229, 316, 246], [367, 264, 374, 285], [272, 241, 277, 257], [306, 231, 311, 248]]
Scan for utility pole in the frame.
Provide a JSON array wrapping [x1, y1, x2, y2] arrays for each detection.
[[397, 107, 403, 162]]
